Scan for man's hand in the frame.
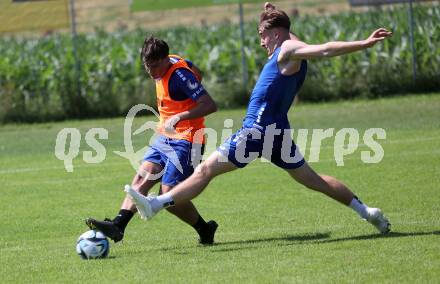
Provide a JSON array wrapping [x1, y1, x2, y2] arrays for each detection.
[[164, 115, 181, 134], [363, 28, 393, 48]]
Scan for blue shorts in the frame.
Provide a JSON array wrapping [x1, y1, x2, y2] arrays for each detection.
[[143, 135, 203, 186], [217, 127, 305, 169]]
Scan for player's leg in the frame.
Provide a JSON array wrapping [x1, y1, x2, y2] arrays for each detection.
[[160, 184, 218, 245], [154, 139, 219, 244], [286, 162, 353, 204], [269, 132, 390, 234], [86, 161, 163, 242], [126, 151, 238, 219], [169, 151, 237, 204], [285, 162, 391, 233], [126, 128, 260, 219], [120, 161, 163, 210], [166, 127, 264, 205], [269, 131, 352, 203], [160, 184, 199, 223]]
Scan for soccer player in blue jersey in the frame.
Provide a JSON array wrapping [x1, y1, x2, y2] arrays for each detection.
[[86, 36, 219, 244], [126, 3, 393, 234]]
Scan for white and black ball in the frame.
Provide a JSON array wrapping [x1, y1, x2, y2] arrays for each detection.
[[76, 230, 110, 260]]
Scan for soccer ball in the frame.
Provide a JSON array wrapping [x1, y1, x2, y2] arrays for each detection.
[[76, 230, 110, 259]]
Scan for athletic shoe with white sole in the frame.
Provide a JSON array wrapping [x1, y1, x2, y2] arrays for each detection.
[[365, 208, 391, 234], [124, 185, 156, 220]]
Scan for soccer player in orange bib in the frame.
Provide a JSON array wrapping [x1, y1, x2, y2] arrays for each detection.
[[86, 36, 219, 245]]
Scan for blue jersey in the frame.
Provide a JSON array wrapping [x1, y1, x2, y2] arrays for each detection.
[[243, 47, 307, 129], [169, 68, 206, 101], [168, 59, 206, 102]]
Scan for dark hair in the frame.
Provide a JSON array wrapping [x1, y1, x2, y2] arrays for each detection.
[[259, 7, 291, 31], [140, 36, 169, 64]]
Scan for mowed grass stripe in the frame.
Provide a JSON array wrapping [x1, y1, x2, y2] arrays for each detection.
[[0, 133, 437, 173], [0, 94, 439, 283]]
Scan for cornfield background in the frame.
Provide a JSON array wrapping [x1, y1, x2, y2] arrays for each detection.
[[0, 4, 439, 122]]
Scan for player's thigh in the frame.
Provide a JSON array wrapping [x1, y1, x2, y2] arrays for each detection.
[[218, 128, 263, 168], [196, 150, 238, 179], [139, 160, 163, 176], [268, 132, 305, 170], [161, 140, 195, 187], [138, 146, 167, 182]]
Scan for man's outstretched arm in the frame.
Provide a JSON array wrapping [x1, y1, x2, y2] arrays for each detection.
[[280, 28, 392, 61]]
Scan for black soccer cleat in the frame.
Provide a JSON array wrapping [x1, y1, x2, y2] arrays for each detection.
[[198, 220, 218, 245], [85, 218, 124, 243]]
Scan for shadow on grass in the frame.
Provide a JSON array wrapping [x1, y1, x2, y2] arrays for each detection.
[[157, 232, 331, 253], [155, 230, 440, 253], [313, 230, 440, 244], [216, 232, 331, 246]]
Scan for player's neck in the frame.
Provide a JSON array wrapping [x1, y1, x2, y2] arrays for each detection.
[[278, 33, 290, 45]]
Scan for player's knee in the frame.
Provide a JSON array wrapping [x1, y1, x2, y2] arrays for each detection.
[[194, 162, 212, 179], [140, 162, 161, 174], [165, 206, 178, 215], [137, 162, 162, 180], [159, 185, 173, 194]]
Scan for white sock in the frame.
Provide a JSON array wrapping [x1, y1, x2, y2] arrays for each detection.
[[349, 196, 369, 219], [151, 192, 175, 212]]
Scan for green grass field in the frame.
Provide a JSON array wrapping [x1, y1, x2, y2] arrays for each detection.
[[1, 94, 439, 283]]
